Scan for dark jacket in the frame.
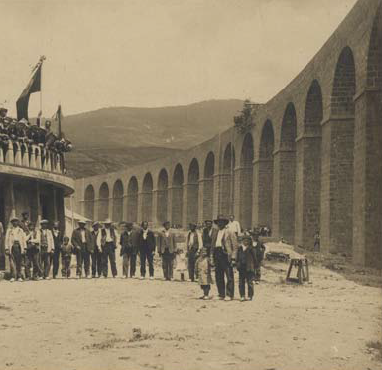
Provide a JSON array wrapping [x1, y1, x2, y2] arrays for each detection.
[[202, 227, 213, 249], [253, 242, 266, 268], [236, 245, 258, 272], [158, 229, 177, 254], [71, 227, 93, 252], [210, 228, 236, 261], [52, 229, 63, 252], [137, 229, 156, 253], [120, 230, 137, 255]]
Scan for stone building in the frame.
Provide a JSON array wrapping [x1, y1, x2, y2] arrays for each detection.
[[73, 0, 382, 268], [0, 140, 74, 269]]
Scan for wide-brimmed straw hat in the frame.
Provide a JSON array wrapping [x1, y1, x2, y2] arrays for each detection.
[[213, 214, 229, 225]]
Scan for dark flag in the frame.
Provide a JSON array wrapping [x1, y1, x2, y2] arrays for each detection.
[[16, 56, 45, 120]]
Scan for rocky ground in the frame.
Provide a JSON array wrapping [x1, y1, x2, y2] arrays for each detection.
[[0, 258, 381, 370]]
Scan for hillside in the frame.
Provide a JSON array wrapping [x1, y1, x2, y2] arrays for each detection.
[[62, 99, 243, 178]]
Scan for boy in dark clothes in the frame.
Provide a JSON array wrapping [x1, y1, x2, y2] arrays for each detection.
[[235, 235, 258, 301], [251, 229, 266, 283]]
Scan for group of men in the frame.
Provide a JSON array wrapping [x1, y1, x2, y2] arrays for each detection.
[[0, 107, 72, 155], [1, 211, 266, 301]]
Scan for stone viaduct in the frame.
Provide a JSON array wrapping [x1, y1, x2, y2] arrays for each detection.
[[73, 0, 382, 268]]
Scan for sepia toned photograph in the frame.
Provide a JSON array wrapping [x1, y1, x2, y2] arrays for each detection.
[[0, 0, 381, 369]]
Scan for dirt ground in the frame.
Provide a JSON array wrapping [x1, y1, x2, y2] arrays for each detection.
[[0, 258, 381, 370]]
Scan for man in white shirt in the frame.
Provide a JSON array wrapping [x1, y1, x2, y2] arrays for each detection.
[[5, 217, 26, 282], [38, 220, 55, 279], [227, 215, 241, 236], [97, 219, 119, 278]]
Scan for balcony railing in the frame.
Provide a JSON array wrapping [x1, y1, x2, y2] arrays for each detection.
[[0, 139, 65, 174]]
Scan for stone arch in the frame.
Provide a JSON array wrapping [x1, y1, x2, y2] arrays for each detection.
[[237, 133, 254, 229], [185, 158, 200, 225], [273, 103, 297, 243], [142, 173, 153, 222], [127, 176, 138, 223], [221, 143, 235, 216], [255, 120, 274, 230], [352, 7, 382, 267], [172, 163, 184, 227], [295, 80, 323, 248], [98, 182, 109, 222], [84, 184, 95, 220], [156, 168, 169, 224], [112, 179, 123, 222], [202, 151, 215, 221], [321, 46, 356, 254]]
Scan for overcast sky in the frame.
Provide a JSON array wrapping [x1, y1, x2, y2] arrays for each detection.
[[0, 0, 357, 116]]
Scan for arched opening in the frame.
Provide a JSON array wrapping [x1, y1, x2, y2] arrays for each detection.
[[186, 158, 199, 225], [257, 120, 274, 230], [127, 177, 138, 222], [112, 180, 124, 222], [142, 173, 153, 222], [321, 46, 355, 254], [99, 182, 109, 221], [239, 133, 254, 229], [157, 169, 169, 224], [202, 151, 215, 221], [222, 143, 235, 216], [274, 103, 297, 243], [296, 80, 323, 249], [172, 164, 184, 227], [84, 184, 95, 220], [352, 7, 382, 267]]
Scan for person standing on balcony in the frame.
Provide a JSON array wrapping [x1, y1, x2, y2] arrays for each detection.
[[71, 220, 93, 278], [158, 221, 177, 281], [97, 219, 118, 278], [51, 221, 63, 279], [38, 220, 54, 279], [5, 217, 26, 282], [137, 221, 156, 280]]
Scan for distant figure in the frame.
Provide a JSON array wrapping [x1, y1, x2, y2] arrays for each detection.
[[186, 223, 200, 282], [227, 215, 241, 236], [137, 221, 156, 280], [251, 229, 266, 283], [5, 217, 26, 282], [61, 236, 73, 278], [314, 231, 320, 252], [158, 221, 177, 281], [19, 211, 30, 233]]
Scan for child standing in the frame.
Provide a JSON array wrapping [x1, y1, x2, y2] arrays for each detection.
[[175, 245, 187, 281], [61, 236, 73, 278], [196, 247, 213, 300], [236, 235, 258, 302]]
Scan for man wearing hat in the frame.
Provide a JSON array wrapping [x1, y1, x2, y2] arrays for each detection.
[[38, 219, 54, 279], [96, 219, 118, 278], [90, 221, 102, 278], [25, 221, 43, 280], [71, 220, 93, 278], [186, 222, 201, 282], [137, 221, 156, 280], [158, 221, 177, 281], [5, 217, 26, 282], [120, 222, 136, 278], [19, 211, 30, 233], [210, 215, 237, 301], [51, 221, 63, 279], [202, 220, 214, 256]]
